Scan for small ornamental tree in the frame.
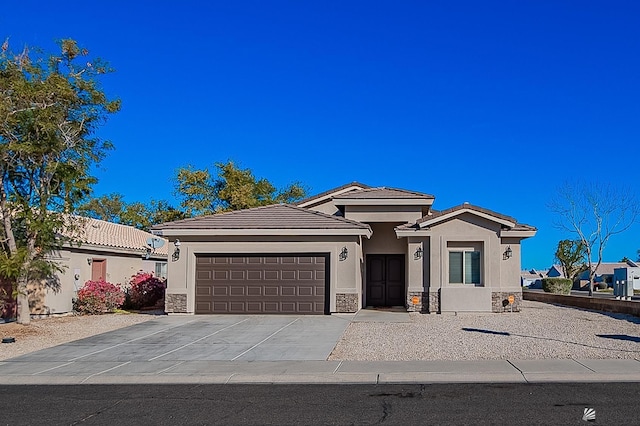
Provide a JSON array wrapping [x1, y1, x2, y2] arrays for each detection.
[[74, 280, 124, 314], [128, 271, 165, 309]]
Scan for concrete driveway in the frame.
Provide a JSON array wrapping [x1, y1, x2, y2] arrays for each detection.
[[7, 315, 352, 363]]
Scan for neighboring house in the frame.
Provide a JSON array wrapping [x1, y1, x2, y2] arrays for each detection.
[[152, 183, 536, 315], [546, 265, 565, 278], [521, 269, 546, 288], [29, 217, 168, 316], [575, 260, 638, 290]]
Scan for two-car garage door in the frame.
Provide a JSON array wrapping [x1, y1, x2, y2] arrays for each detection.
[[195, 254, 329, 314]]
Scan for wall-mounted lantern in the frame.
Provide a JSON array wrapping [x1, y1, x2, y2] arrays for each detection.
[[503, 246, 513, 260], [87, 258, 93, 265], [414, 246, 423, 260], [172, 239, 181, 261], [339, 246, 348, 261]]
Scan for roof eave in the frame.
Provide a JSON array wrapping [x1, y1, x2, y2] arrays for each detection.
[[336, 198, 435, 206], [499, 229, 537, 238], [419, 209, 516, 228], [395, 228, 431, 237], [153, 228, 372, 238]]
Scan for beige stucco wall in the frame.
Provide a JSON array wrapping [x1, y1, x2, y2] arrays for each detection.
[[406, 236, 424, 293], [344, 205, 423, 223], [425, 213, 503, 290], [304, 199, 341, 216], [166, 235, 364, 314], [413, 213, 525, 312], [363, 223, 406, 255], [37, 248, 166, 315]]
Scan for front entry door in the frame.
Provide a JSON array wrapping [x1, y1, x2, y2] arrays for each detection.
[[366, 254, 405, 306]]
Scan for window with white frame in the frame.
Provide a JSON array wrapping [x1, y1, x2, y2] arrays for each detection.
[[155, 262, 167, 279], [449, 250, 481, 285]]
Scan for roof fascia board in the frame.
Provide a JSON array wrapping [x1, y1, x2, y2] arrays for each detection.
[[62, 242, 168, 258], [153, 229, 373, 237], [499, 230, 537, 238], [395, 228, 431, 237], [419, 209, 515, 228], [336, 199, 434, 206]]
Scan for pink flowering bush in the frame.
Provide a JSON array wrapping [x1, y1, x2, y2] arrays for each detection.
[[74, 280, 125, 314], [127, 271, 166, 309]]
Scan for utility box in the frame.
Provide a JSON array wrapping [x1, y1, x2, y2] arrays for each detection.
[[613, 267, 639, 300]]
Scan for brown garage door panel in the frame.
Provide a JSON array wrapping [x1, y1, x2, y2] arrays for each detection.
[[195, 255, 328, 314]]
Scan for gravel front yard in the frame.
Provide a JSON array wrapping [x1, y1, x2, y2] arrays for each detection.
[[0, 313, 155, 361], [1, 301, 639, 362], [329, 301, 640, 361]]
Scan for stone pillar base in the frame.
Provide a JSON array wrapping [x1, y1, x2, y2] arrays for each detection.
[[428, 291, 440, 314], [491, 291, 522, 313], [165, 293, 187, 313], [336, 293, 358, 313], [406, 291, 428, 313]]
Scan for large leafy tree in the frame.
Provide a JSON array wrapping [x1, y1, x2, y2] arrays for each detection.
[[0, 39, 120, 324], [175, 161, 308, 215], [77, 193, 126, 223], [549, 182, 639, 296], [78, 195, 185, 231], [554, 239, 586, 282]]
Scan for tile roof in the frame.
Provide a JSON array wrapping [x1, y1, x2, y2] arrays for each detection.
[[591, 262, 635, 276], [296, 182, 371, 206], [152, 204, 372, 231], [64, 217, 169, 256], [417, 203, 518, 225], [394, 203, 536, 232], [333, 187, 435, 199]]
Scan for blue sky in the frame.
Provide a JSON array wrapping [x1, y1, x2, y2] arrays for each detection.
[[4, 1, 640, 270]]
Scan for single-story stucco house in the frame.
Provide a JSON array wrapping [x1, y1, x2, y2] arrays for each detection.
[[27, 217, 168, 316], [152, 182, 536, 315]]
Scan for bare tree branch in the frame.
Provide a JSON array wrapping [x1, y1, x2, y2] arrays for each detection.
[[549, 181, 640, 296]]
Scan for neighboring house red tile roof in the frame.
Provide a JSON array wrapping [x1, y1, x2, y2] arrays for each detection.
[[152, 204, 372, 231], [333, 187, 435, 200], [64, 217, 169, 256]]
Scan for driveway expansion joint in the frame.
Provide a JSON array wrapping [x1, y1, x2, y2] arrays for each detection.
[[506, 359, 529, 383]]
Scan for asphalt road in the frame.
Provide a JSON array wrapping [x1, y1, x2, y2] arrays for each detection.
[[1, 383, 639, 425]]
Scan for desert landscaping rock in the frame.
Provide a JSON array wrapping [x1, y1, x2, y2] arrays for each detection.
[[329, 301, 640, 361], [1, 301, 639, 363], [0, 314, 154, 361]]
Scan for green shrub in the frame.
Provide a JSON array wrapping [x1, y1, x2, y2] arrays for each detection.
[[541, 277, 572, 295]]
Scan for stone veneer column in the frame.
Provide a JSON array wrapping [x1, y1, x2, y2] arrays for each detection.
[[491, 291, 522, 313], [165, 293, 187, 313], [428, 291, 440, 314], [336, 293, 358, 313], [406, 292, 428, 313]]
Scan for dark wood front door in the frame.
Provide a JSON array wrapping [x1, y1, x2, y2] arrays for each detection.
[[366, 254, 405, 306]]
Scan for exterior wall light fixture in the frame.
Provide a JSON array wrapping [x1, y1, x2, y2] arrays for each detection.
[[503, 246, 513, 260], [87, 258, 93, 265], [172, 239, 181, 262], [339, 246, 348, 261], [414, 246, 423, 260]]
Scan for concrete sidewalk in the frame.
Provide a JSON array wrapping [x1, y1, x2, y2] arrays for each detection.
[[1, 358, 640, 385]]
